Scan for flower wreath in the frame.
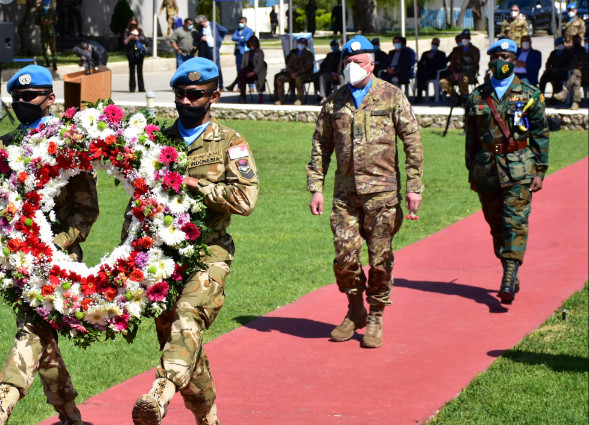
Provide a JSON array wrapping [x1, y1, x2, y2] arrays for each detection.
[[0, 102, 209, 347]]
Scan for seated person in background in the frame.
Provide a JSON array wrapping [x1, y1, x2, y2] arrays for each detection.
[[401, 36, 417, 79], [382, 36, 412, 87], [72, 41, 108, 73], [371, 38, 390, 76], [513, 35, 541, 85], [415, 37, 446, 102], [439, 29, 480, 97], [539, 37, 572, 100], [235, 35, 266, 104], [553, 35, 588, 110], [314, 39, 342, 105], [274, 37, 314, 105]]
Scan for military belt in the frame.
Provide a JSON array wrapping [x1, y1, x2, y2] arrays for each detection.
[[483, 140, 527, 154]]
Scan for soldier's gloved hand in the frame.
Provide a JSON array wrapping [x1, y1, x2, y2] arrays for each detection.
[[309, 192, 324, 215]]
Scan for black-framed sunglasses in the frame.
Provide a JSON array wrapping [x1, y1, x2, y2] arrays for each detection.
[[11, 90, 52, 102], [173, 88, 215, 102]]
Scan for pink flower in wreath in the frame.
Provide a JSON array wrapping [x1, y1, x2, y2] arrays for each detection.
[[111, 313, 130, 331], [103, 104, 125, 124], [63, 107, 77, 119], [163, 171, 183, 192], [145, 124, 160, 141], [146, 281, 169, 302], [182, 223, 201, 241], [159, 146, 178, 165]]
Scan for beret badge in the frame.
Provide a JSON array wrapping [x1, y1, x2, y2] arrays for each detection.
[[188, 71, 201, 81], [18, 74, 32, 86]]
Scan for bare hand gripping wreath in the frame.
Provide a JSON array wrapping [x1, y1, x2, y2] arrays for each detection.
[[0, 102, 208, 347]]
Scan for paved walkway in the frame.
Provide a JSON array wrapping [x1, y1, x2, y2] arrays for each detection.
[[38, 158, 588, 425]]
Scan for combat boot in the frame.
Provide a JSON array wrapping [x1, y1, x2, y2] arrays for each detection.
[[362, 307, 384, 348], [54, 400, 83, 425], [0, 384, 20, 425], [552, 88, 568, 102], [571, 102, 579, 110], [498, 259, 520, 304], [331, 292, 367, 342], [132, 378, 176, 425], [274, 94, 286, 105]]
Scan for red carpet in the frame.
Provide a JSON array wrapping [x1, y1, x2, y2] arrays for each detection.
[[39, 158, 588, 425]]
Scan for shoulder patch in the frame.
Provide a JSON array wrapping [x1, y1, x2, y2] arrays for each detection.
[[228, 145, 249, 160], [235, 158, 255, 179]]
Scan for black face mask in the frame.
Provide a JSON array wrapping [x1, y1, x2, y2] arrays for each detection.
[[175, 101, 209, 128], [12, 100, 49, 126]]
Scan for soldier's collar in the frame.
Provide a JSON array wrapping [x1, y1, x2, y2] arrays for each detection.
[[201, 117, 222, 142]]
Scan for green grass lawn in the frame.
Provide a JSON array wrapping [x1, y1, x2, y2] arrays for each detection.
[[0, 119, 587, 424]]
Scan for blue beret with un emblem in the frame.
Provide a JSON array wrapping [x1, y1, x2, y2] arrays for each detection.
[[7, 65, 53, 92], [567, 2, 576, 9], [487, 39, 517, 55], [169, 57, 219, 87], [341, 35, 374, 59]]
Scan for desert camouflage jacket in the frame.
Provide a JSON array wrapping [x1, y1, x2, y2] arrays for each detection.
[[500, 15, 529, 47], [465, 76, 549, 189], [286, 48, 315, 79], [164, 118, 259, 263], [0, 128, 99, 260], [307, 77, 424, 202], [563, 16, 586, 43]]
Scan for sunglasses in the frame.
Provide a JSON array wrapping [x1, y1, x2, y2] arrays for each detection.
[[173, 88, 215, 102], [11, 90, 52, 102]]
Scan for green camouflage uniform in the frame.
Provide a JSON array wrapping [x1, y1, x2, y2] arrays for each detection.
[[34, 7, 58, 66], [439, 43, 480, 96], [0, 129, 99, 416], [306, 77, 424, 307], [276, 48, 315, 100], [500, 15, 529, 48], [566, 45, 588, 103], [152, 118, 258, 421], [563, 16, 586, 44], [465, 76, 549, 264]]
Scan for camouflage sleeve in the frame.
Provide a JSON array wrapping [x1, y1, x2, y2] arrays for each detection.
[[306, 103, 335, 193], [464, 94, 479, 176], [393, 92, 424, 193], [527, 91, 549, 179], [500, 20, 509, 36], [53, 172, 99, 249], [303, 51, 315, 74], [196, 134, 259, 216]]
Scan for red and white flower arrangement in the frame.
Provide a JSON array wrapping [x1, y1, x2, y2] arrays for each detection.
[[0, 102, 208, 347]]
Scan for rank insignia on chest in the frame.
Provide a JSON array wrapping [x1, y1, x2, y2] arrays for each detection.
[[236, 158, 255, 179]]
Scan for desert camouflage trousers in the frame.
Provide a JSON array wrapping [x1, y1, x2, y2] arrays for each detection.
[[477, 183, 532, 264], [154, 261, 230, 423], [566, 69, 587, 103], [440, 72, 470, 97], [276, 73, 306, 99], [0, 313, 78, 405], [330, 191, 403, 307]]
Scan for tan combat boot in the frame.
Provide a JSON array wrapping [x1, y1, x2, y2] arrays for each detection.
[[274, 94, 286, 105], [55, 400, 83, 425], [132, 378, 176, 425], [571, 102, 579, 110], [362, 308, 384, 349], [293, 99, 303, 106], [0, 384, 20, 425], [552, 88, 568, 102], [331, 293, 367, 342]]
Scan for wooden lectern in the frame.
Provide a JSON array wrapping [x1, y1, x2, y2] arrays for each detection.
[[63, 66, 112, 109]]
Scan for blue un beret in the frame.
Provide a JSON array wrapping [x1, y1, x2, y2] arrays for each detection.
[[461, 29, 471, 38], [555, 36, 565, 45], [487, 39, 517, 54], [7, 65, 53, 92], [567, 2, 576, 9], [341, 35, 374, 59], [169, 57, 219, 87]]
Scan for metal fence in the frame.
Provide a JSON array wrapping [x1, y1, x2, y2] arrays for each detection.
[[420, 8, 474, 29]]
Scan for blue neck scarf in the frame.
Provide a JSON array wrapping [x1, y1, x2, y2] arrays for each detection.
[[348, 76, 373, 109], [22, 114, 52, 130], [491, 73, 515, 100], [178, 120, 210, 147]]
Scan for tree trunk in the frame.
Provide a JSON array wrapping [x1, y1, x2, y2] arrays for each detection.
[[471, 0, 487, 31], [443, 0, 451, 28], [450, 0, 455, 27], [355, 0, 380, 33], [18, 0, 39, 55], [457, 0, 471, 29]]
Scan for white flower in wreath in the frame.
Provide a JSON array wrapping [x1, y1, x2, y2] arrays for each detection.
[[84, 305, 108, 326], [6, 146, 26, 173], [75, 108, 102, 138], [1, 278, 13, 290], [123, 113, 148, 142], [22, 287, 42, 308], [9, 251, 34, 270]]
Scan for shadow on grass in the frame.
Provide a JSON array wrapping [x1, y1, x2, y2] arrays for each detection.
[[394, 278, 509, 313], [487, 349, 589, 373]]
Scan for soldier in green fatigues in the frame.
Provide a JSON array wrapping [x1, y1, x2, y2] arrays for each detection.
[[131, 58, 258, 425], [307, 36, 424, 349], [35, 0, 58, 71], [499, 4, 529, 48], [465, 39, 549, 305], [0, 66, 99, 425], [563, 3, 586, 44]]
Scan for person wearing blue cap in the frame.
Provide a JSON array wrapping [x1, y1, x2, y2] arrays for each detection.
[[439, 30, 480, 98], [371, 38, 390, 76], [313, 39, 343, 104], [563, 2, 586, 44], [34, 0, 58, 70], [131, 57, 258, 425], [0, 64, 99, 425], [274, 36, 314, 105], [306, 35, 424, 349], [554, 34, 588, 109], [465, 38, 549, 305], [539, 36, 572, 100]]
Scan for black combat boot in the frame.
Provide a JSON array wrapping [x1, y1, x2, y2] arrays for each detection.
[[498, 259, 520, 304]]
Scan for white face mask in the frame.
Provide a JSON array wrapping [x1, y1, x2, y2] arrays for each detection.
[[511, 10, 519, 18], [394, 43, 402, 50], [343, 61, 371, 87], [522, 41, 530, 50], [568, 10, 575, 18], [297, 44, 305, 51], [461, 38, 470, 46]]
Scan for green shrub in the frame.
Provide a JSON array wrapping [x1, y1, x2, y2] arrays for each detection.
[[316, 9, 332, 31], [110, 0, 134, 35]]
